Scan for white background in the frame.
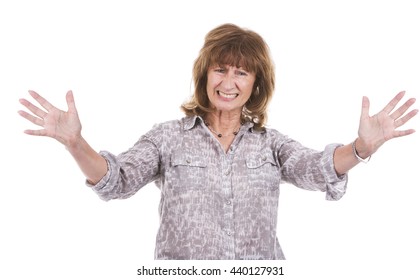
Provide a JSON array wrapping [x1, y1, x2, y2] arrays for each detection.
[[1, 0, 419, 279]]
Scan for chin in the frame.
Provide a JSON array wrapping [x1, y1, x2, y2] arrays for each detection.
[[212, 105, 243, 113]]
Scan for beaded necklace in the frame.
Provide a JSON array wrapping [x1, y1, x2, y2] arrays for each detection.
[[204, 121, 242, 138]]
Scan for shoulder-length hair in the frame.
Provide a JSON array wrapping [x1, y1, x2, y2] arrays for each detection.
[[181, 23, 275, 130]]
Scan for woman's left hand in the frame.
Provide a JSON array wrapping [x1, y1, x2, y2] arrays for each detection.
[[356, 91, 418, 158]]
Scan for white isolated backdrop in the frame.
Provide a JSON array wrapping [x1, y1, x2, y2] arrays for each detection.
[[1, 0, 419, 279]]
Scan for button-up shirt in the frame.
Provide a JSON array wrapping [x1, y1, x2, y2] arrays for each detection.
[[89, 116, 347, 260]]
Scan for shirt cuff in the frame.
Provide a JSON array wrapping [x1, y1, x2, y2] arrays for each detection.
[[85, 151, 116, 192], [320, 143, 348, 201]]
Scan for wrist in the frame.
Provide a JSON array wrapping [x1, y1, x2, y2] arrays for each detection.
[[65, 134, 85, 152], [356, 138, 371, 158], [353, 138, 372, 162]]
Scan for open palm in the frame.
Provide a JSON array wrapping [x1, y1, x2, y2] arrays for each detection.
[[358, 91, 417, 155], [19, 90, 82, 146]]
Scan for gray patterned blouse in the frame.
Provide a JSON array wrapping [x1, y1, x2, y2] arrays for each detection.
[[88, 115, 348, 260]]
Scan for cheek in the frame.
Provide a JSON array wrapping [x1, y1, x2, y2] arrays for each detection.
[[242, 82, 255, 97], [205, 83, 214, 98], [206, 76, 217, 91], [206, 81, 223, 97]]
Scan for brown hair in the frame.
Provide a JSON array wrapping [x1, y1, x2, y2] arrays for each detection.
[[181, 23, 275, 130]]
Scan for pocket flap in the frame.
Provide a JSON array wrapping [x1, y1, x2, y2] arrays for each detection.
[[171, 150, 208, 168], [246, 152, 277, 169]]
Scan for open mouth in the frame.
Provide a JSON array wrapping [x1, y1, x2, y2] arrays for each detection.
[[217, 90, 239, 99]]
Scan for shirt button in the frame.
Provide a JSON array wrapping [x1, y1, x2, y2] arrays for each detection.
[[186, 159, 191, 164], [226, 200, 231, 205], [262, 156, 267, 161], [224, 170, 230, 176], [226, 231, 232, 236]]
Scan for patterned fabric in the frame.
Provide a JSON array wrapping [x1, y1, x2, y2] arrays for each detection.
[[88, 116, 348, 260]]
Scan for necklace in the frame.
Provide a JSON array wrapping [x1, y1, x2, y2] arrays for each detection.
[[204, 121, 242, 138]]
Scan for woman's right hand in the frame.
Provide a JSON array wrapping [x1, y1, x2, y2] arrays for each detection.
[[18, 90, 82, 147]]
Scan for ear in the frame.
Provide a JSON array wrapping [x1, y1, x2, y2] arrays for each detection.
[[253, 84, 260, 96]]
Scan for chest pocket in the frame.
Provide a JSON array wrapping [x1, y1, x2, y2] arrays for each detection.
[[246, 152, 280, 190], [168, 149, 209, 191]]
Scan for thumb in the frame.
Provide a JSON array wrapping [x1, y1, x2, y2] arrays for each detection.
[[66, 90, 78, 113], [360, 96, 370, 120]]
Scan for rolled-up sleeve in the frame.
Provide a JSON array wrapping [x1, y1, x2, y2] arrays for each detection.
[[279, 139, 348, 201], [320, 143, 347, 200], [86, 132, 161, 201]]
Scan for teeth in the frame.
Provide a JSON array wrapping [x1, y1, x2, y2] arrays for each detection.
[[218, 91, 238, 99]]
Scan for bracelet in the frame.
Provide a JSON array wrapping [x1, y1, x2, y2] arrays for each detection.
[[352, 139, 371, 163]]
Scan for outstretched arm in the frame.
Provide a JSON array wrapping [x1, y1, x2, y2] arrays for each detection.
[[19, 90, 107, 184], [333, 91, 417, 175]]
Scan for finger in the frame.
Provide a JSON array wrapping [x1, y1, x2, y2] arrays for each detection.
[[66, 90, 78, 114], [28, 90, 55, 112], [18, 110, 44, 127], [19, 98, 47, 119], [390, 97, 416, 120], [382, 91, 405, 114], [23, 129, 48, 136], [360, 96, 370, 119], [394, 109, 419, 128], [393, 128, 416, 138]]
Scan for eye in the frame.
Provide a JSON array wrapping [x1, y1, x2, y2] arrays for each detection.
[[214, 68, 225, 73], [237, 70, 248, 76]]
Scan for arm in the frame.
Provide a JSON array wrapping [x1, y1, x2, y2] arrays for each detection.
[[279, 135, 348, 200], [334, 91, 417, 175], [66, 136, 107, 185], [18, 90, 107, 184]]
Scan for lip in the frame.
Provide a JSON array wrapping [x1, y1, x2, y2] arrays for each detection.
[[217, 90, 239, 101]]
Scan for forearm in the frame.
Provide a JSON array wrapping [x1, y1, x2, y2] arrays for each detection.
[[66, 136, 108, 185], [333, 138, 371, 175]]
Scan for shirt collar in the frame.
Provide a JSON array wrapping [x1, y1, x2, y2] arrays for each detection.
[[182, 115, 202, 130], [182, 115, 265, 134]]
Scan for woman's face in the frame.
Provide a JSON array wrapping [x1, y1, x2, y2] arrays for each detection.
[[206, 64, 256, 114]]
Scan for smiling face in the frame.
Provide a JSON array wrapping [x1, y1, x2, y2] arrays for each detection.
[[206, 64, 256, 114], [183, 24, 275, 129]]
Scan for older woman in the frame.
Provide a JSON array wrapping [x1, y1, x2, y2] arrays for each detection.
[[18, 23, 417, 260]]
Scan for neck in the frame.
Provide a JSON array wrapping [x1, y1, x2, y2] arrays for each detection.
[[205, 111, 242, 137]]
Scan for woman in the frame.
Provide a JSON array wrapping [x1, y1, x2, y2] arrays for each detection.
[[18, 23, 417, 260]]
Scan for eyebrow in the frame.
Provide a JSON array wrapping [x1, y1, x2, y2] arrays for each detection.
[[214, 64, 247, 70]]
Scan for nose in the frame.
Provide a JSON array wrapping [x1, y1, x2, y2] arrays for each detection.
[[221, 68, 236, 91]]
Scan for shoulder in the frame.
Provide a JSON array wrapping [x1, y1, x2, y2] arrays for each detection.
[[149, 116, 198, 131], [242, 125, 292, 154], [262, 126, 285, 138], [252, 126, 289, 143], [142, 116, 199, 142]]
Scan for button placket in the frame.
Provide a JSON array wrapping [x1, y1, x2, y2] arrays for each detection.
[[221, 152, 235, 259]]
